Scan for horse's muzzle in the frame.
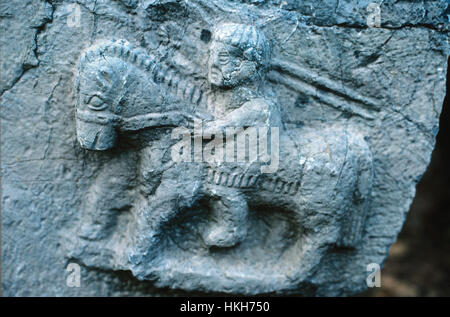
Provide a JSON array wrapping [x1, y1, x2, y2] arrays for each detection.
[[76, 110, 117, 150]]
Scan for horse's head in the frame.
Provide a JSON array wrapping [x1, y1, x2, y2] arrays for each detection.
[[75, 39, 206, 151], [76, 58, 118, 150], [75, 40, 159, 150]]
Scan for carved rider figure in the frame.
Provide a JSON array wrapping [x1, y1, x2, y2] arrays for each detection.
[[198, 22, 282, 248]]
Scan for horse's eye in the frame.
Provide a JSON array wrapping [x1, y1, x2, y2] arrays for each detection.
[[88, 95, 107, 111]]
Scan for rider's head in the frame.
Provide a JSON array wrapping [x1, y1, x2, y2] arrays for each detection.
[[208, 23, 270, 89]]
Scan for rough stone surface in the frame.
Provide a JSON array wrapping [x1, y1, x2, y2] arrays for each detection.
[[1, 0, 449, 296]]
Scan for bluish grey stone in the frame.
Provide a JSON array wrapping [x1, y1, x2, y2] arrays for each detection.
[[1, 0, 448, 296]]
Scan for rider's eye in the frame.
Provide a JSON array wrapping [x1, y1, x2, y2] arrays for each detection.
[[218, 51, 229, 65], [88, 95, 107, 111]]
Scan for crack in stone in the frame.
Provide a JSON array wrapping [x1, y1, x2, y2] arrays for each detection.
[[0, 1, 54, 98]]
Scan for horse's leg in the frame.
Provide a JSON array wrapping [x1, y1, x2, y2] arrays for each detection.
[[78, 152, 137, 241], [128, 148, 204, 265], [202, 186, 249, 248]]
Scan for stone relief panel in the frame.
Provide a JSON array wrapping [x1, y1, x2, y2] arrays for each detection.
[[70, 20, 374, 294], [1, 0, 447, 296]]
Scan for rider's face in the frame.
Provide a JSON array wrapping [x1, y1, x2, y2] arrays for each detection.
[[208, 41, 244, 88]]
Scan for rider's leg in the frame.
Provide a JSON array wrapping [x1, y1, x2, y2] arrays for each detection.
[[202, 186, 249, 248]]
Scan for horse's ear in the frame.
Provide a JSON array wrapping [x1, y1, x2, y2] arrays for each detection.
[[100, 69, 113, 81], [97, 68, 114, 87]]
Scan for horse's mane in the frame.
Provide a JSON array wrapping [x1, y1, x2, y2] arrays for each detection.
[[77, 39, 206, 107]]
